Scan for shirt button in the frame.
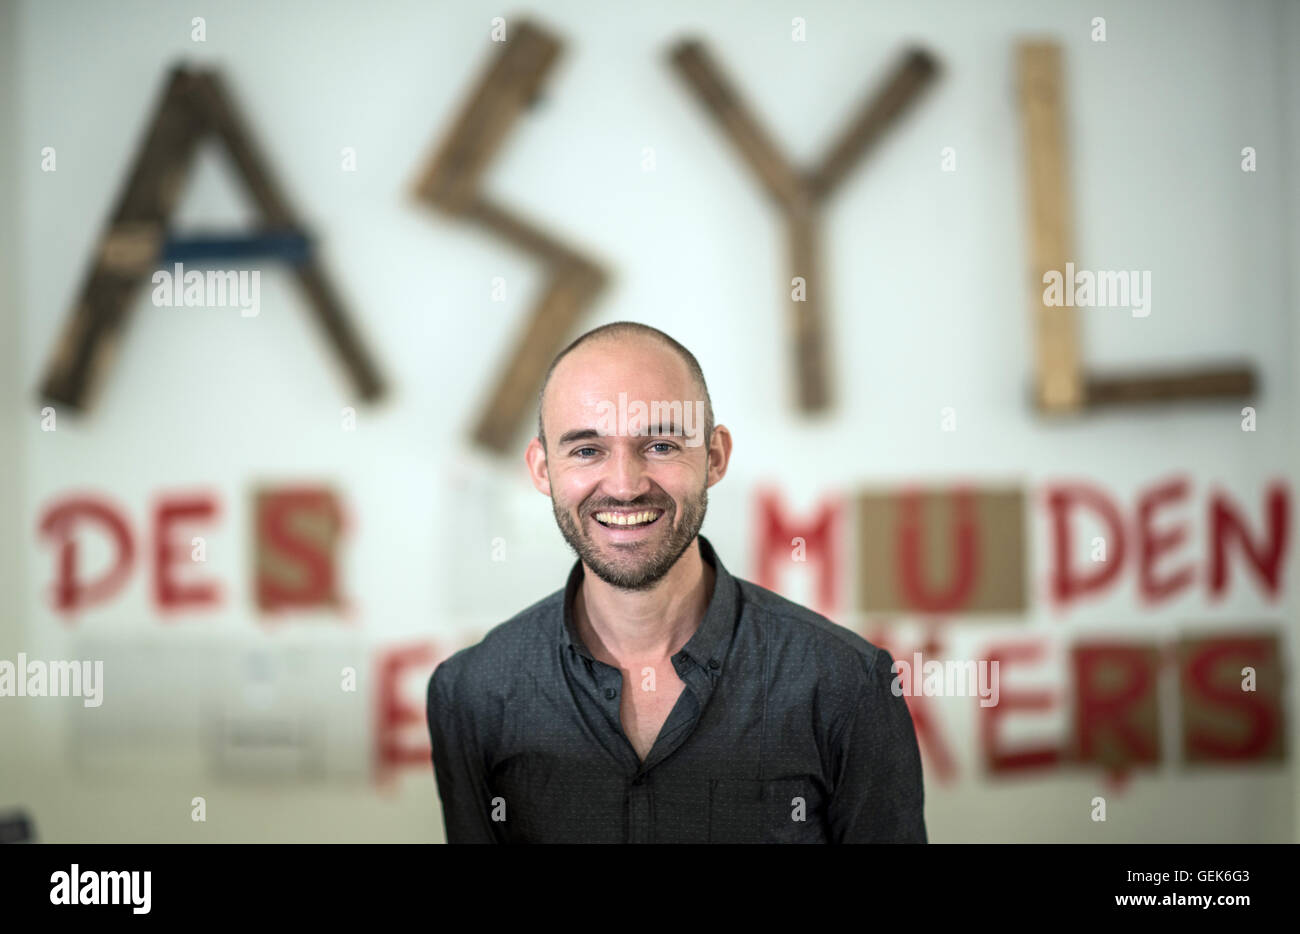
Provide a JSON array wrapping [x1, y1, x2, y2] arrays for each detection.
[[604, 687, 617, 700], [708, 658, 720, 669]]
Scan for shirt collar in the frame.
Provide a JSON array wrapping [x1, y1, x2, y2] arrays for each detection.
[[561, 534, 739, 673]]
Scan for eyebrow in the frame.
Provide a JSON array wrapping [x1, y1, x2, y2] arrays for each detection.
[[557, 429, 601, 447], [556, 423, 682, 447]]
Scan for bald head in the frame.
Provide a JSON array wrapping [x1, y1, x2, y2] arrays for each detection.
[[537, 322, 714, 452]]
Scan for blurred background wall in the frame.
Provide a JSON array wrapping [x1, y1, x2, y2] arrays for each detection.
[[2, 0, 1298, 842]]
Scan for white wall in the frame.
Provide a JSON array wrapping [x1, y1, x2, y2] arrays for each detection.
[[4, 0, 1297, 841], [0, 0, 30, 835], [1281, 0, 1300, 846]]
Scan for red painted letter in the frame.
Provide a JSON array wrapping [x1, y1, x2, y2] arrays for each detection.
[[1136, 477, 1193, 603], [154, 494, 220, 612], [897, 488, 980, 613], [753, 489, 841, 614], [1181, 635, 1282, 762], [980, 640, 1061, 774], [255, 487, 342, 612], [375, 643, 439, 779], [1046, 483, 1125, 605], [1072, 643, 1161, 774], [38, 495, 134, 615], [1209, 483, 1289, 600]]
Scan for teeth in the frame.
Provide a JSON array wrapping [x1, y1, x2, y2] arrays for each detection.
[[595, 510, 660, 527]]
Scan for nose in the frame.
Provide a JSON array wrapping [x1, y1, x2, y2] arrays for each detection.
[[602, 443, 653, 503]]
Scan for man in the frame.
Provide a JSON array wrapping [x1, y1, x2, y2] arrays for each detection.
[[427, 321, 926, 843]]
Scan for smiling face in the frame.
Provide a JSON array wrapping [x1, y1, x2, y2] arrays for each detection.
[[526, 334, 730, 591]]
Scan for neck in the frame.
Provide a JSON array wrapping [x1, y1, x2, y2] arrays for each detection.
[[575, 538, 715, 664]]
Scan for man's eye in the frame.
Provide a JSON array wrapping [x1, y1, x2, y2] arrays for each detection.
[[574, 447, 600, 458], [649, 441, 677, 454]]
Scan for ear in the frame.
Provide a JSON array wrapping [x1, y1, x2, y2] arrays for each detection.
[[525, 436, 552, 496], [705, 425, 733, 489]]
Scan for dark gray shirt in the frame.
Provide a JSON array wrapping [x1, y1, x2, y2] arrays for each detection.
[[426, 534, 927, 843]]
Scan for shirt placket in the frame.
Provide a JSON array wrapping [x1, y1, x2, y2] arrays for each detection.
[[580, 652, 715, 842]]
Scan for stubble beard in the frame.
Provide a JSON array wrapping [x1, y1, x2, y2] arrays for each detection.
[[552, 481, 708, 591]]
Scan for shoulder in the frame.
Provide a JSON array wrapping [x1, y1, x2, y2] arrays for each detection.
[[734, 576, 891, 687], [426, 586, 565, 713], [733, 576, 906, 745]]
